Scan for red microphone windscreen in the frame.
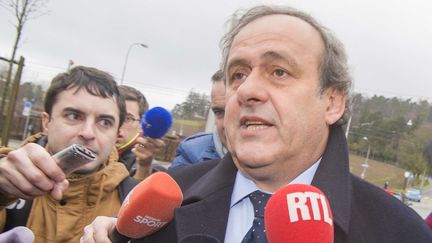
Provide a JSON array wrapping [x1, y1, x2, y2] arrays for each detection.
[[264, 184, 334, 243], [116, 172, 183, 238]]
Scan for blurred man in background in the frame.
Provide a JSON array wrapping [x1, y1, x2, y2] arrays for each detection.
[[171, 70, 227, 167], [116, 85, 166, 180]]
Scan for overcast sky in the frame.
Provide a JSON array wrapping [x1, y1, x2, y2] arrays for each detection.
[[1, 0, 431, 110]]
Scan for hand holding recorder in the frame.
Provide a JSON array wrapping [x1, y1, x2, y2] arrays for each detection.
[[0, 143, 95, 201]]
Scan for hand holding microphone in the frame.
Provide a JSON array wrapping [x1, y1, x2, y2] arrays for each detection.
[[264, 184, 334, 243], [141, 106, 173, 139], [109, 172, 183, 242], [81, 172, 183, 243], [132, 106, 173, 162]]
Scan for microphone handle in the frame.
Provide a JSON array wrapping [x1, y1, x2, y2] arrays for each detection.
[[109, 227, 130, 243]]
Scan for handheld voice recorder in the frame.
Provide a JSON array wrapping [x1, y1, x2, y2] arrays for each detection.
[[52, 144, 96, 175]]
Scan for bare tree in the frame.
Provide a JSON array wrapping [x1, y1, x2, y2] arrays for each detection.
[[0, 0, 49, 117]]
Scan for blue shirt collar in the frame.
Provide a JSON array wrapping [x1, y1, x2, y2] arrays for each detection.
[[230, 158, 322, 207]]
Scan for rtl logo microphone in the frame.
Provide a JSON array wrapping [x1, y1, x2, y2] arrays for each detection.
[[286, 191, 332, 226], [264, 184, 334, 243]]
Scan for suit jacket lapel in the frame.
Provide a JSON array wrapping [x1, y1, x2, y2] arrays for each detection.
[[174, 155, 237, 242], [312, 125, 352, 235]]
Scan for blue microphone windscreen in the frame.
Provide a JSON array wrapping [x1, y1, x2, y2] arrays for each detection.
[[141, 107, 173, 138]]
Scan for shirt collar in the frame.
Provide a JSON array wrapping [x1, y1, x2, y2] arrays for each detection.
[[230, 158, 322, 207]]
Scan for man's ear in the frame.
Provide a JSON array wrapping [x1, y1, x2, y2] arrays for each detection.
[[324, 88, 346, 125], [41, 112, 50, 135]]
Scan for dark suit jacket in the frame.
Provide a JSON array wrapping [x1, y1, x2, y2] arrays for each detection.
[[133, 126, 432, 243]]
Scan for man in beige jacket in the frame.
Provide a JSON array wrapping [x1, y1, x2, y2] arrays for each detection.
[[0, 66, 135, 242]]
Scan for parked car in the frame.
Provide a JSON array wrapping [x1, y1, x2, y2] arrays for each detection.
[[405, 188, 422, 202]]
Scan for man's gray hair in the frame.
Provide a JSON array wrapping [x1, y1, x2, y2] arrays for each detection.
[[220, 5, 352, 125]]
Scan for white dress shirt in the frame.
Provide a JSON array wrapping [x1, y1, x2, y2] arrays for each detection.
[[224, 158, 322, 243]]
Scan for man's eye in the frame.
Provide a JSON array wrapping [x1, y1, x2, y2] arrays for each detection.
[[65, 113, 80, 121], [231, 72, 247, 81], [99, 119, 113, 128], [213, 109, 224, 118], [273, 69, 288, 78]]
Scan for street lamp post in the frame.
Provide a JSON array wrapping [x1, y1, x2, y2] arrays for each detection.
[[361, 136, 371, 179], [120, 43, 148, 85]]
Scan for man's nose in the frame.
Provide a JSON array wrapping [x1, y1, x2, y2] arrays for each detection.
[[78, 121, 96, 140], [117, 127, 125, 137], [236, 71, 269, 106]]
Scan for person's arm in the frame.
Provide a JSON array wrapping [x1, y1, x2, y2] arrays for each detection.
[[170, 141, 195, 168], [132, 137, 165, 180], [0, 143, 69, 202], [132, 157, 153, 181]]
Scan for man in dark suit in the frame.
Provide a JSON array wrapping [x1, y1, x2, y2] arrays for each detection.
[[82, 5, 432, 243]]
